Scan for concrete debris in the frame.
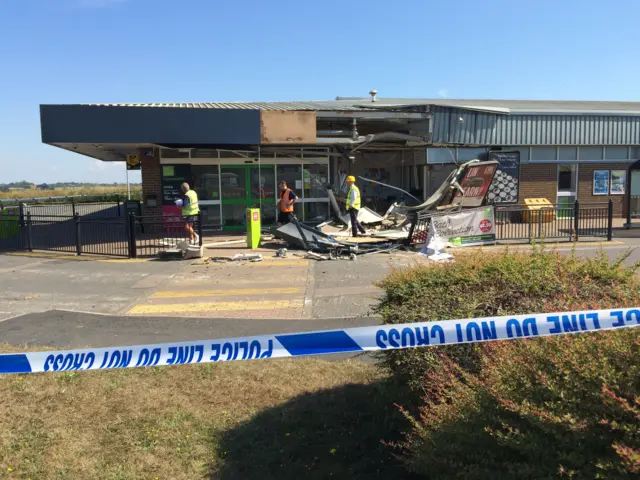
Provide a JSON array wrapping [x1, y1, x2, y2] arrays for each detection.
[[339, 207, 384, 226], [306, 251, 329, 261], [183, 245, 204, 259], [203, 239, 245, 248], [275, 248, 288, 258], [231, 253, 263, 262]]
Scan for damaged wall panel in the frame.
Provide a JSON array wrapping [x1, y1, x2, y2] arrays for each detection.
[[260, 111, 317, 144]]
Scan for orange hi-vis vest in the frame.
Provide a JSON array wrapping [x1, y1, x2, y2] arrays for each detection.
[[280, 188, 294, 213]]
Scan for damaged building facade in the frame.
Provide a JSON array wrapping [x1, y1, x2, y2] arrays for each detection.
[[40, 97, 640, 230]]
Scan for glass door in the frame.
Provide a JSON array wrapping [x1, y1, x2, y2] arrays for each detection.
[[557, 164, 578, 218], [220, 165, 276, 230]]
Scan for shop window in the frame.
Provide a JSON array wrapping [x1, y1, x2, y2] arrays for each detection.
[[457, 148, 488, 162], [606, 146, 628, 160], [160, 149, 190, 159], [303, 164, 329, 199], [558, 165, 577, 192], [578, 146, 603, 161], [276, 165, 302, 194], [558, 147, 577, 161], [191, 165, 221, 201], [427, 148, 456, 164], [530, 147, 557, 161]]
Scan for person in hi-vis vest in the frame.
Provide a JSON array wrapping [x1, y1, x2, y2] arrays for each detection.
[[345, 176, 366, 237], [277, 180, 297, 225], [180, 182, 200, 245]]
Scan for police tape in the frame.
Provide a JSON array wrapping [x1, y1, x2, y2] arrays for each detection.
[[1, 308, 639, 375]]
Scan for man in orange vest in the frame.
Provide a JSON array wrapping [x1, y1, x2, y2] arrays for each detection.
[[277, 180, 297, 225]]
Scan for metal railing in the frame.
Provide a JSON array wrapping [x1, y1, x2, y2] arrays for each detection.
[[22, 201, 122, 219], [408, 200, 614, 244], [130, 212, 203, 258]]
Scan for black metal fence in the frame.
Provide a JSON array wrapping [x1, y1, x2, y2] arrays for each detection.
[[409, 200, 614, 245], [0, 207, 204, 258], [131, 213, 203, 258]]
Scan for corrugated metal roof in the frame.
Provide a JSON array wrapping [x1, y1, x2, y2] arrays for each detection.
[[432, 106, 640, 145], [336, 98, 640, 115], [85, 101, 369, 111], [82, 98, 640, 115]]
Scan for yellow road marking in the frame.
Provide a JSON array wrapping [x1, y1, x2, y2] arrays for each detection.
[[128, 299, 304, 314], [151, 287, 303, 298]]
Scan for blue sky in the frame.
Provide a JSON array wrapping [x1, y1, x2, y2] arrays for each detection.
[[1, 0, 640, 183]]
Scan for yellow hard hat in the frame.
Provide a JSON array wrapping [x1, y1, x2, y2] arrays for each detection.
[[346, 175, 356, 182]]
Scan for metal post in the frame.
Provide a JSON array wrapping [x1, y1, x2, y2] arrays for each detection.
[[574, 199, 580, 242], [117, 200, 122, 217], [626, 177, 632, 228], [607, 199, 614, 241], [198, 210, 203, 247], [72, 198, 76, 217], [126, 164, 131, 200], [19, 203, 25, 228], [538, 208, 543, 240], [26, 212, 33, 252], [406, 212, 418, 246], [528, 210, 533, 241], [128, 213, 137, 258], [74, 213, 82, 255]]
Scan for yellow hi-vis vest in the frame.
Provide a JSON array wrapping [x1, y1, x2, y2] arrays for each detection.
[[346, 185, 361, 210], [182, 189, 200, 217]]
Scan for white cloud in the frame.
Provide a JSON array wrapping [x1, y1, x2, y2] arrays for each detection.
[[92, 160, 123, 171], [75, 0, 127, 8], [437, 89, 449, 99]]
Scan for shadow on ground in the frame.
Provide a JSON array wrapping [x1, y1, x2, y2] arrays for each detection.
[[211, 378, 417, 480]]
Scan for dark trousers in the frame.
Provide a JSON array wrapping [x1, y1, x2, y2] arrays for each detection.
[[349, 208, 366, 237]]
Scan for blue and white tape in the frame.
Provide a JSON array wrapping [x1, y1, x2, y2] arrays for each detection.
[[1, 308, 639, 375]]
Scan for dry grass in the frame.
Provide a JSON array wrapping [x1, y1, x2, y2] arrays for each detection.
[[0, 186, 141, 200], [0, 351, 403, 479]]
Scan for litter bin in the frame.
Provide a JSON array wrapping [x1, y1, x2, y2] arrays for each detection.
[[246, 208, 261, 249]]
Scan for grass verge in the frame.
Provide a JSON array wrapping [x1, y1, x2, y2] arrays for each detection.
[[0, 350, 407, 480]]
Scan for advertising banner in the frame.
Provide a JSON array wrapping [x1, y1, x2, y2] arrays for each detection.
[[430, 207, 496, 247], [453, 161, 499, 207]]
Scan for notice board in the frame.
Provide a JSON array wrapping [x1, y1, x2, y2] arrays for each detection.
[[487, 151, 520, 204], [162, 165, 192, 205]]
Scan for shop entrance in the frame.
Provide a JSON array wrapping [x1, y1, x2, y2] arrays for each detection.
[[220, 164, 277, 230]]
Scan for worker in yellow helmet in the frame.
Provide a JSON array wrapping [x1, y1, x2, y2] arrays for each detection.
[[345, 175, 366, 237]]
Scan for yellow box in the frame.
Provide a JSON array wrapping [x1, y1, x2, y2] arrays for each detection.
[[521, 198, 555, 223]]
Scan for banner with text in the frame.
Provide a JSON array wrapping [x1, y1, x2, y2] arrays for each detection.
[[430, 207, 496, 247]]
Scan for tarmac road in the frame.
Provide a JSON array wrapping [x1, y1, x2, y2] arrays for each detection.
[[1, 239, 639, 351]]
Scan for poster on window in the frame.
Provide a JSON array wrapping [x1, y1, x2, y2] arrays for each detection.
[[593, 170, 610, 195], [610, 170, 626, 195], [487, 151, 520, 204]]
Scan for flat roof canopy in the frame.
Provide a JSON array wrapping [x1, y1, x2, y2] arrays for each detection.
[[41, 105, 262, 146]]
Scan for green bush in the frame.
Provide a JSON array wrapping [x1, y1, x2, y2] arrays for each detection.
[[392, 329, 640, 478], [374, 247, 640, 389]]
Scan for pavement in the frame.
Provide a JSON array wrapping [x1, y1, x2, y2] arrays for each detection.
[[1, 235, 640, 350]]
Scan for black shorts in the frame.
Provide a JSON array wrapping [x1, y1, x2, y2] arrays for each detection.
[[183, 215, 198, 223], [278, 211, 294, 224]]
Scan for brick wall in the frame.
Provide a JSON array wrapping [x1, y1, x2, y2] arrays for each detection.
[[518, 164, 557, 203], [140, 148, 162, 217], [577, 163, 627, 217]]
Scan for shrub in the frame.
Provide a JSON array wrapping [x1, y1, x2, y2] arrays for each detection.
[[392, 328, 640, 479], [374, 247, 640, 389]]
